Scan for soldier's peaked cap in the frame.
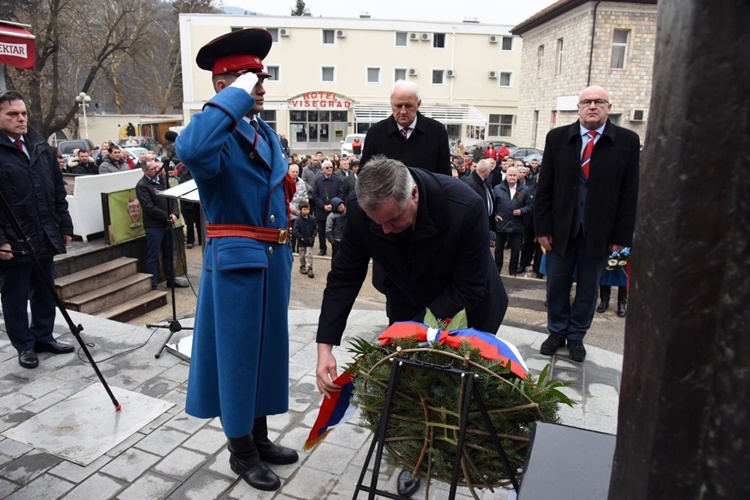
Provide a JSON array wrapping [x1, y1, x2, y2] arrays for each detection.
[[196, 28, 272, 76]]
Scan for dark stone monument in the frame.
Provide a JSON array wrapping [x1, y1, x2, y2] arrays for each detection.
[[610, 1, 750, 498]]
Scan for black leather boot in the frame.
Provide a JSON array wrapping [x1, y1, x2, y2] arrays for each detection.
[[253, 417, 299, 465], [227, 435, 281, 491], [596, 286, 610, 313], [617, 287, 628, 317]]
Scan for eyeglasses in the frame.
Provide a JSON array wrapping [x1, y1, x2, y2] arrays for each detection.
[[578, 98, 610, 107]]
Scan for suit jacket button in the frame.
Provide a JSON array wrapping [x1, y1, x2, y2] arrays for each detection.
[[268, 246, 274, 254], [270, 215, 276, 222]]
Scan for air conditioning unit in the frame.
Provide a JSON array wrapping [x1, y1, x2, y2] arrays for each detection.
[[421, 33, 431, 42], [408, 68, 419, 76], [489, 35, 498, 43], [629, 109, 648, 122], [279, 28, 290, 37], [409, 32, 419, 41], [336, 30, 347, 38], [488, 70, 498, 79], [446, 69, 456, 78]]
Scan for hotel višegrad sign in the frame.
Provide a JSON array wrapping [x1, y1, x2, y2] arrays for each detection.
[[288, 92, 354, 109]]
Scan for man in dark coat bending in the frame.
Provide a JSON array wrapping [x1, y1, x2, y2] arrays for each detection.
[[315, 156, 508, 390]]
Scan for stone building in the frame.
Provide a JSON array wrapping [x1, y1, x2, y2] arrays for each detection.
[[178, 14, 525, 151], [512, 0, 657, 148]]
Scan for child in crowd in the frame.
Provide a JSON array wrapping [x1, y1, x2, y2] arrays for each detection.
[[325, 197, 347, 261], [292, 201, 317, 278]]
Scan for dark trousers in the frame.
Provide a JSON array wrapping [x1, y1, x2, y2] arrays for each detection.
[[494, 232, 523, 275], [1, 257, 57, 352], [182, 202, 202, 245], [545, 233, 607, 341], [331, 240, 341, 261], [145, 226, 174, 289], [519, 218, 543, 272], [316, 219, 327, 252]]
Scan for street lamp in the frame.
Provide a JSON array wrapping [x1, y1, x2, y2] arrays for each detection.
[[75, 91, 91, 139]]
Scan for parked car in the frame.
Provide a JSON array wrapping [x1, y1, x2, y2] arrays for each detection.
[[466, 141, 517, 158], [123, 147, 149, 166], [340, 133, 365, 159], [508, 147, 543, 161], [118, 136, 162, 155], [56, 139, 96, 158]]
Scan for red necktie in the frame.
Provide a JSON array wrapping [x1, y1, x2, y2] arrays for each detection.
[[401, 127, 410, 140], [14, 138, 26, 156], [581, 131, 598, 179]]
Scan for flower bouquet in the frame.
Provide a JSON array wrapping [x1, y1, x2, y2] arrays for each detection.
[[606, 247, 631, 271]]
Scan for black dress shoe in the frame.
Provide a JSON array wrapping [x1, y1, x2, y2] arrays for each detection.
[[317, 250, 326, 256], [617, 302, 627, 317], [35, 340, 75, 354], [397, 469, 420, 497], [19, 350, 39, 369], [567, 340, 587, 362], [596, 300, 610, 314], [255, 437, 299, 465], [167, 278, 189, 288], [540, 334, 566, 355]]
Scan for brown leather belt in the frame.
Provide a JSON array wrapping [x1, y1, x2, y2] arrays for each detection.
[[206, 223, 288, 244]]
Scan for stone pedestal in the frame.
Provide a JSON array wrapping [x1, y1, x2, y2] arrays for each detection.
[[610, 1, 750, 498]]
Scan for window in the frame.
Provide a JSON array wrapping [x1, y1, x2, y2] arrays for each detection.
[[501, 36, 513, 51], [395, 31, 408, 46], [322, 66, 335, 82], [537, 45, 545, 78], [611, 29, 630, 69], [260, 110, 276, 132], [323, 29, 335, 44], [432, 69, 445, 85], [489, 114, 513, 137], [266, 66, 279, 81], [367, 67, 380, 83], [499, 72, 512, 87], [394, 68, 407, 81], [266, 28, 279, 42], [433, 33, 446, 48], [556, 38, 564, 75]]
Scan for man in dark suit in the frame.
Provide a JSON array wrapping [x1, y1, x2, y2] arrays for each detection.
[[462, 158, 495, 239], [360, 80, 451, 175], [311, 160, 343, 255], [535, 85, 640, 362], [0, 90, 75, 370], [315, 155, 508, 392]]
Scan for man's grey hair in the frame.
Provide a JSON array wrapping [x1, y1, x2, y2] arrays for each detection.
[[322, 160, 333, 168], [476, 159, 492, 174], [391, 80, 421, 101], [356, 156, 415, 212]]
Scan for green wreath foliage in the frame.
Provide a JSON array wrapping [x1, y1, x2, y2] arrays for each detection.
[[346, 336, 574, 491]]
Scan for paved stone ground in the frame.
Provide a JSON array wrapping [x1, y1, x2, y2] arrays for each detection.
[[0, 241, 625, 499]]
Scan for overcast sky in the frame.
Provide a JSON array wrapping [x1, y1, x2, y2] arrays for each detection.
[[227, 0, 559, 26]]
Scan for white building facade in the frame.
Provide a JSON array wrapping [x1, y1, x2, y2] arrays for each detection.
[[179, 14, 526, 151], [511, 0, 657, 148]]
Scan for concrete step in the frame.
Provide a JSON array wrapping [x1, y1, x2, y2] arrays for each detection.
[[97, 290, 168, 323], [55, 257, 139, 300], [63, 274, 154, 314]]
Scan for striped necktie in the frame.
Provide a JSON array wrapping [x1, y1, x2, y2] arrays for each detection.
[[401, 127, 411, 140], [581, 131, 598, 179]]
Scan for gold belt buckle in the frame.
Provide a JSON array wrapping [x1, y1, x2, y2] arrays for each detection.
[[277, 229, 288, 244]]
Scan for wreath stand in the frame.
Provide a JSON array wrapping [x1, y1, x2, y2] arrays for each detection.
[[352, 356, 521, 500]]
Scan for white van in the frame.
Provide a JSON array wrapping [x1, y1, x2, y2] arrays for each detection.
[[340, 134, 365, 159]]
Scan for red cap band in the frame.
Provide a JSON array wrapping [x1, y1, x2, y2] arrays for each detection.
[[211, 54, 265, 75]]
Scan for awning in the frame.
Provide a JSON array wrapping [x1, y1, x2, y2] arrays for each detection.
[[0, 21, 36, 70], [353, 103, 487, 126]]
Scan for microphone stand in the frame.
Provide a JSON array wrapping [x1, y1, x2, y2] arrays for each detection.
[[147, 151, 194, 359], [0, 190, 121, 410]]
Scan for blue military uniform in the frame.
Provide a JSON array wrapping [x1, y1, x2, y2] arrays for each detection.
[[175, 35, 292, 440]]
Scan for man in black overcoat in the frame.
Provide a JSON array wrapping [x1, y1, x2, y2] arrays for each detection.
[[534, 85, 640, 362]]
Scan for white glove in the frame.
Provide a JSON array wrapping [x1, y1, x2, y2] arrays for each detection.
[[230, 72, 259, 95]]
